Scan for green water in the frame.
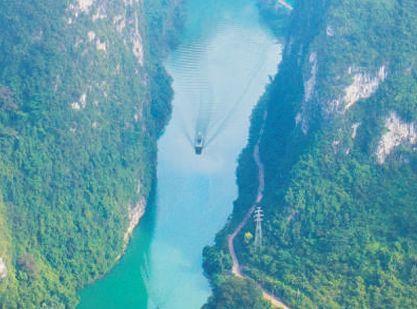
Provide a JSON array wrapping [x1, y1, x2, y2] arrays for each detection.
[[78, 0, 280, 308]]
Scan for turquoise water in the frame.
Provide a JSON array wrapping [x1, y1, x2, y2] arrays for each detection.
[[78, 0, 280, 307]]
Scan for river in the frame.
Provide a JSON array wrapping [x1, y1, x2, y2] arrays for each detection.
[[78, 0, 280, 307]]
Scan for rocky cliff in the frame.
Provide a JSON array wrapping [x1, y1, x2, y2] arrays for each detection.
[[205, 0, 417, 307], [0, 0, 181, 306]]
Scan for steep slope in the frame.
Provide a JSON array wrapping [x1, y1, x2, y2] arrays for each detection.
[[204, 0, 417, 308], [0, 0, 182, 306]]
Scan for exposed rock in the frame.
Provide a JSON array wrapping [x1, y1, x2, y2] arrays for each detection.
[[87, 31, 106, 52], [113, 15, 126, 33], [123, 198, 146, 246], [351, 122, 360, 139], [332, 139, 341, 154], [92, 7, 107, 21], [295, 112, 302, 125], [298, 52, 318, 134], [68, 0, 145, 74], [376, 112, 417, 164], [304, 52, 317, 103], [132, 11, 144, 65], [96, 38, 107, 52], [319, 66, 387, 118], [344, 65, 387, 110], [70, 93, 87, 110], [68, 0, 94, 18], [77, 0, 94, 13], [326, 25, 335, 37], [0, 257, 7, 280], [70, 102, 81, 110], [114, 197, 146, 262], [87, 31, 96, 41]]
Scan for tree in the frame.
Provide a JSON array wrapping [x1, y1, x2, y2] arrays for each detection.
[[204, 277, 270, 309]]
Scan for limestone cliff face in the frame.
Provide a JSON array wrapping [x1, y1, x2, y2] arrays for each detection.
[[376, 112, 417, 164], [281, 1, 416, 165], [257, 1, 417, 306], [0, 0, 181, 306], [206, 1, 417, 307], [67, 0, 145, 64], [65, 0, 151, 245], [0, 259, 6, 281], [65, 0, 148, 117], [295, 6, 389, 136]]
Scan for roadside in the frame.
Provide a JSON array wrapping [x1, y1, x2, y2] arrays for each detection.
[[227, 113, 289, 309]]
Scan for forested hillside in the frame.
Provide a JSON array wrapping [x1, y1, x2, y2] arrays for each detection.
[[0, 0, 182, 306], [204, 0, 417, 307]]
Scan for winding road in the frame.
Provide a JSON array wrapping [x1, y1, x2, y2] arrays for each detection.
[[227, 115, 289, 308]]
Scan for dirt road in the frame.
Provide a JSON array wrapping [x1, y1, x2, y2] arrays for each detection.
[[227, 135, 288, 308]]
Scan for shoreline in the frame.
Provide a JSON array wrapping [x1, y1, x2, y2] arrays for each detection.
[[114, 197, 147, 262]]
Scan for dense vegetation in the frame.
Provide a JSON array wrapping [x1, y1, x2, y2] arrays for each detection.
[[204, 0, 417, 307], [0, 0, 182, 306], [204, 277, 269, 309]]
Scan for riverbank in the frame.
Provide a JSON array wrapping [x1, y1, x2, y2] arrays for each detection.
[[207, 0, 417, 307], [202, 1, 292, 307], [0, 0, 184, 306], [78, 0, 281, 307], [227, 120, 288, 308]]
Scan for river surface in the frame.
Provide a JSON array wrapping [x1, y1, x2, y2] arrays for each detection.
[[78, 0, 280, 307]]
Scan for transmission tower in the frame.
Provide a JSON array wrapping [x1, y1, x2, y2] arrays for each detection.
[[254, 206, 263, 250]]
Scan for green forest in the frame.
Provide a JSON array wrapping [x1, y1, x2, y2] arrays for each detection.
[[2, 0, 417, 307], [0, 0, 182, 306], [204, 0, 417, 307]]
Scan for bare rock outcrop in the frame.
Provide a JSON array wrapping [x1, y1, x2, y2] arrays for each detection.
[[123, 198, 146, 246], [376, 112, 417, 164], [0, 257, 7, 281], [344, 65, 387, 110]]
